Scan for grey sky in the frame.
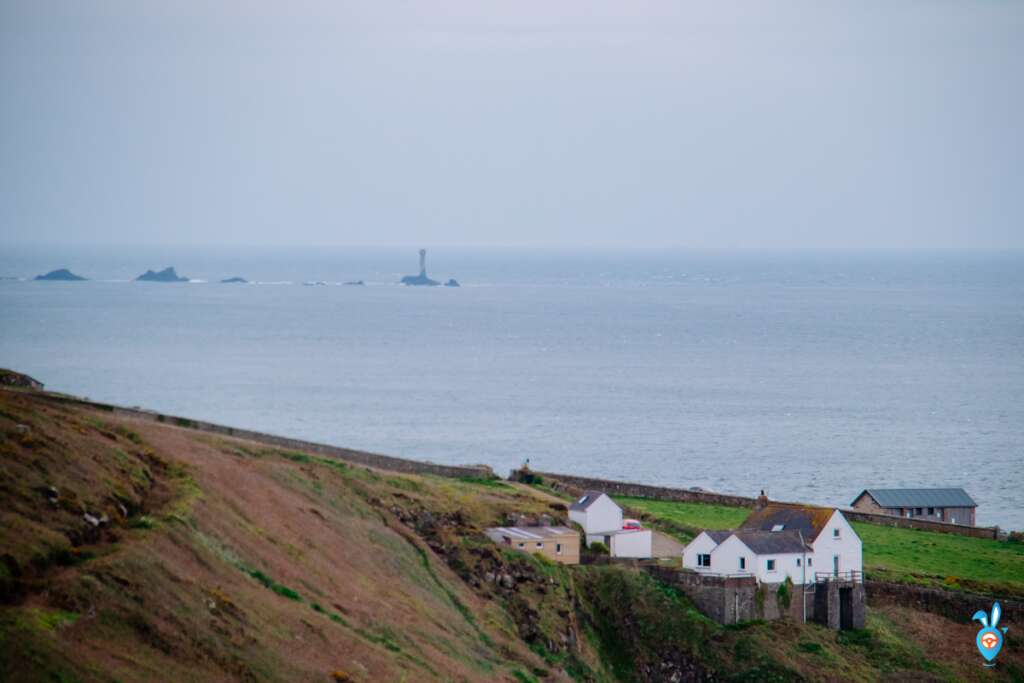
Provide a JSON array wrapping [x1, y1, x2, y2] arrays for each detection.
[[2, 1, 1021, 248]]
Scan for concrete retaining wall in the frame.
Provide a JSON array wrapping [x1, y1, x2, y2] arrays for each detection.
[[27, 390, 496, 480]]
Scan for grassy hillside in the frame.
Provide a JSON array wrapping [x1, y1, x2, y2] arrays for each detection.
[[2, 387, 1022, 682], [616, 496, 1024, 599]]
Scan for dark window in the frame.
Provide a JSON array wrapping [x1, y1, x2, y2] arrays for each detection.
[[915, 507, 923, 515], [808, 557, 813, 566], [928, 507, 935, 515], [536, 542, 543, 548], [796, 558, 801, 567], [556, 543, 562, 555], [833, 528, 840, 538], [766, 559, 776, 571], [697, 554, 711, 567], [739, 557, 746, 570]]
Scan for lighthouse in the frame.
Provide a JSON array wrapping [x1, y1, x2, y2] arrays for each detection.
[[419, 249, 427, 277]]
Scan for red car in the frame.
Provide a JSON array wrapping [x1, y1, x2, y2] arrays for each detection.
[[622, 519, 642, 530]]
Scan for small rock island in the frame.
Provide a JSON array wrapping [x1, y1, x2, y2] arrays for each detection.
[[136, 267, 188, 283], [220, 276, 247, 284], [344, 280, 365, 286], [444, 279, 460, 287], [34, 269, 87, 281]]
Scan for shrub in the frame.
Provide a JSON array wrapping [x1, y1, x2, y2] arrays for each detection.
[[588, 541, 609, 555], [777, 577, 793, 610]]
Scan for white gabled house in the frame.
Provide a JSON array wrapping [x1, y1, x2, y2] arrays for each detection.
[[568, 491, 623, 543], [682, 502, 862, 585], [567, 490, 657, 558]]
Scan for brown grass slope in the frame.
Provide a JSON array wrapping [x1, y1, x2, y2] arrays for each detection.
[[0, 390, 564, 682]]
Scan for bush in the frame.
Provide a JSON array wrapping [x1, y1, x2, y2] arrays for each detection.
[[588, 541, 609, 555], [777, 577, 793, 610]]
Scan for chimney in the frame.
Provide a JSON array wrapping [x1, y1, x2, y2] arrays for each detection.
[[419, 249, 427, 277], [756, 489, 769, 510]]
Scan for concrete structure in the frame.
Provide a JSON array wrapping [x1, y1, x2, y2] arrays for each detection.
[[682, 501, 862, 586], [604, 529, 653, 558], [851, 488, 977, 526], [568, 491, 623, 542], [484, 525, 580, 565]]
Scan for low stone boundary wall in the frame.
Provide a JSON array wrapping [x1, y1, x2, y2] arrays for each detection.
[[866, 580, 1023, 625], [22, 390, 496, 481], [844, 510, 999, 539], [511, 469, 758, 508], [512, 469, 1001, 540]]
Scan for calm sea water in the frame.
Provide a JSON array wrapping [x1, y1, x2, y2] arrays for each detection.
[[2, 246, 1022, 529]]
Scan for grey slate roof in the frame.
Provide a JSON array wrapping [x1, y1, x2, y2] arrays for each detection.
[[569, 490, 607, 511], [739, 504, 836, 542], [733, 530, 812, 555], [857, 488, 976, 509], [704, 530, 733, 544]]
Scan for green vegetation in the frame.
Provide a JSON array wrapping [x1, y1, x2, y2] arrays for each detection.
[[242, 567, 301, 601], [852, 522, 1024, 597]]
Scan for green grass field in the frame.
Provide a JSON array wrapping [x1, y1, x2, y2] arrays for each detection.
[[616, 496, 1024, 598]]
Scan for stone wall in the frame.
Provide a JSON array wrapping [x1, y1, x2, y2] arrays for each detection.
[[843, 509, 998, 539], [513, 469, 1001, 540], [866, 580, 1022, 625], [511, 469, 758, 509], [29, 391, 496, 481], [645, 567, 757, 624]]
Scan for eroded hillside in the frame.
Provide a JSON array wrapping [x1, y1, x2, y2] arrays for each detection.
[[1, 388, 1022, 682]]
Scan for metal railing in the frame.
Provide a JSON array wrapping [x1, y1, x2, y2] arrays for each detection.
[[815, 570, 862, 584]]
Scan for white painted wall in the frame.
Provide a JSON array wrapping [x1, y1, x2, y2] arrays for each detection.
[[568, 493, 623, 535], [609, 530, 652, 558], [682, 532, 721, 572], [809, 510, 863, 579]]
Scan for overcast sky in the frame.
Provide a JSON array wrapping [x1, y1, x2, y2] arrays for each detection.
[[1, 1, 1021, 248]]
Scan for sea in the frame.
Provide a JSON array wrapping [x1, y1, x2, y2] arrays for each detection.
[[1, 245, 1022, 529]]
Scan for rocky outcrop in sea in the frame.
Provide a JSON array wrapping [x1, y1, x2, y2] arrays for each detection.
[[34, 269, 87, 281], [136, 267, 188, 283]]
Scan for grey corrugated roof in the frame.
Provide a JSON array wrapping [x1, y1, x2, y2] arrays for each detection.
[[569, 490, 607, 511], [485, 526, 577, 540], [732, 530, 811, 555], [859, 488, 976, 509]]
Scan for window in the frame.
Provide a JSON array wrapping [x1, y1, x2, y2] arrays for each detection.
[[536, 542, 544, 548], [739, 557, 746, 570], [771, 524, 785, 532], [915, 507, 923, 516], [697, 554, 711, 568], [927, 507, 935, 515], [833, 528, 840, 539], [556, 543, 562, 555], [766, 559, 776, 571], [517, 543, 525, 549], [577, 495, 589, 506], [833, 555, 840, 575], [807, 557, 813, 567], [796, 558, 801, 567]]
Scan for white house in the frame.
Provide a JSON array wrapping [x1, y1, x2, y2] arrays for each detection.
[[568, 491, 623, 544], [682, 503, 862, 585]]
